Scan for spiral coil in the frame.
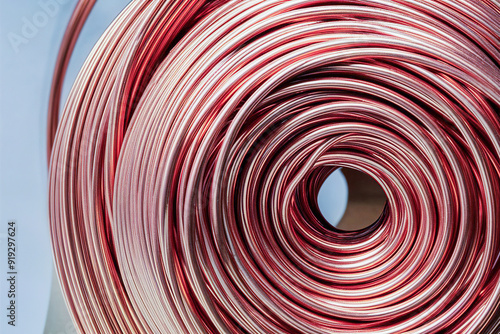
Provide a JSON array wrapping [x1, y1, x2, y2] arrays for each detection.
[[49, 0, 500, 332]]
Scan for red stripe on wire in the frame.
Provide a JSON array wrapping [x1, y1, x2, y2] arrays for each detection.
[[48, 0, 500, 332]]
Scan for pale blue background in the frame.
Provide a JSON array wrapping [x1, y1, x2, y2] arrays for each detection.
[[0, 1, 129, 333], [0, 1, 347, 333]]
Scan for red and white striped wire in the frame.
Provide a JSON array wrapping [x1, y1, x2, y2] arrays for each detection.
[[48, 0, 500, 333]]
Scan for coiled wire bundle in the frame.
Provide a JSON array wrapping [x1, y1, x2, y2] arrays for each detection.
[[48, 0, 500, 333]]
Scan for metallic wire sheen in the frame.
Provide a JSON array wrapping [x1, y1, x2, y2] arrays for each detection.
[[48, 0, 500, 333]]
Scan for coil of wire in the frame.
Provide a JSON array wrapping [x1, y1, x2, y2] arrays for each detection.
[[48, 0, 500, 333]]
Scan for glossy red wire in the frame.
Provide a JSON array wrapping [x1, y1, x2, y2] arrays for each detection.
[[48, 0, 500, 333], [47, 0, 95, 162]]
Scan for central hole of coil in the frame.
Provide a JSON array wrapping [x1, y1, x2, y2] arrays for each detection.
[[317, 168, 387, 231]]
